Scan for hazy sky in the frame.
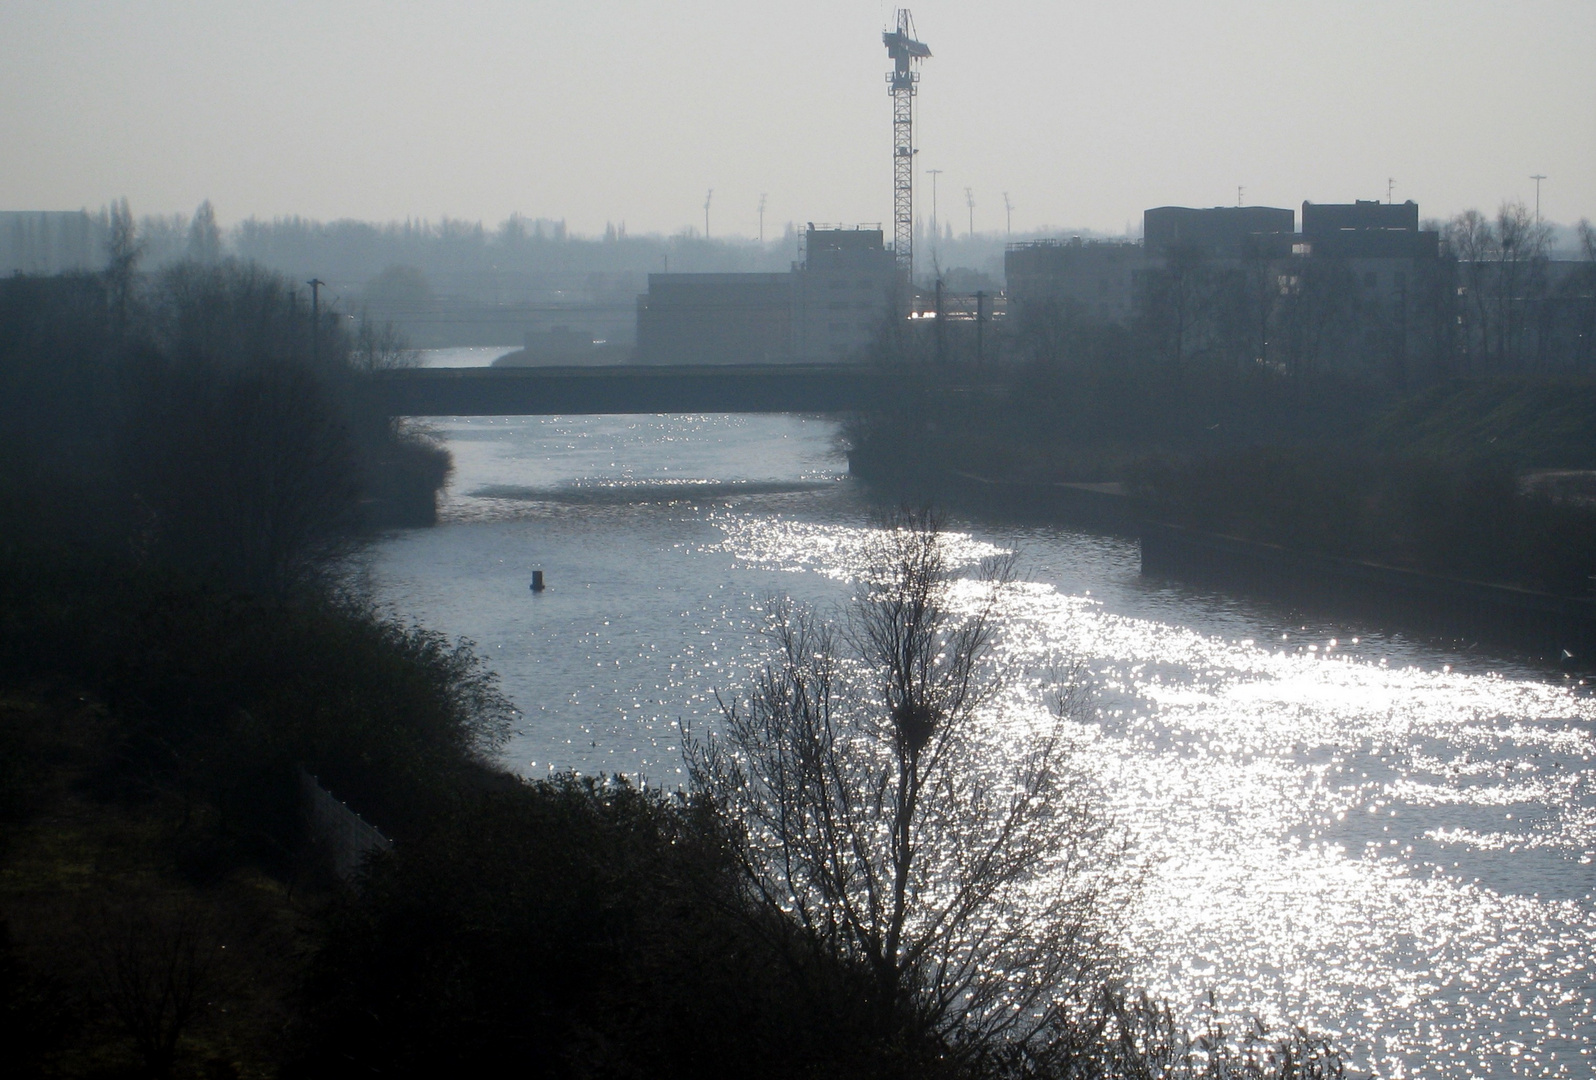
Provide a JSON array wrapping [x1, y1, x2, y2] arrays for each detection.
[[3, 1, 1592, 237]]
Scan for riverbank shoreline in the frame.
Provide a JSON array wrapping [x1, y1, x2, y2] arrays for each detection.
[[851, 456, 1596, 662]]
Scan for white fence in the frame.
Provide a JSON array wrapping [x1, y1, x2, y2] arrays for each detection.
[[298, 767, 393, 880]]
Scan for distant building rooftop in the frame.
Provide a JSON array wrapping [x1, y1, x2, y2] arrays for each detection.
[[1302, 199, 1419, 237], [804, 224, 886, 254], [1301, 200, 1436, 259], [1142, 205, 1295, 258]]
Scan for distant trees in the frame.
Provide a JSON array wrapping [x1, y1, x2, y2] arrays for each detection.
[[185, 200, 222, 264], [0, 247, 450, 598], [1445, 202, 1555, 371], [361, 263, 432, 310], [106, 197, 140, 328]]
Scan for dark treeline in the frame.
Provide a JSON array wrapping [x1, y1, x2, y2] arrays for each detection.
[[1, 249, 451, 594], [853, 206, 1596, 597]]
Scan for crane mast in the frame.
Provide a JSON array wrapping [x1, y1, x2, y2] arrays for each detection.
[[883, 9, 930, 284]]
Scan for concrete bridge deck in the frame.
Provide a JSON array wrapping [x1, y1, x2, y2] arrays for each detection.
[[368, 363, 876, 416]]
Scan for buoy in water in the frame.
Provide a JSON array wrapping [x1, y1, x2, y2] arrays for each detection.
[[530, 570, 546, 592]]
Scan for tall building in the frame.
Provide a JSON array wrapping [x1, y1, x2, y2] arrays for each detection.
[[792, 226, 897, 362], [635, 225, 895, 364], [1299, 200, 1439, 302]]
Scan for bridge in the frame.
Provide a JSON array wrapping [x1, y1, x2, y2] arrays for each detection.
[[367, 363, 878, 416]]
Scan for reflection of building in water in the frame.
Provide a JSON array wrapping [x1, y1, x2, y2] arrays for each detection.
[[0, 211, 107, 275], [636, 226, 895, 364]]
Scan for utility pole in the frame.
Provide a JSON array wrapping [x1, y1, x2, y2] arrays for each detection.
[[965, 187, 975, 238], [926, 168, 943, 242], [1531, 175, 1548, 225], [1387, 177, 1395, 205], [758, 193, 767, 244], [975, 290, 985, 365], [1237, 185, 1244, 207], [1003, 192, 1013, 236], [704, 189, 713, 239], [306, 278, 325, 366]]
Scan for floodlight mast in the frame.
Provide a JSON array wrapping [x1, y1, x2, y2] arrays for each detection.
[[884, 9, 929, 284]]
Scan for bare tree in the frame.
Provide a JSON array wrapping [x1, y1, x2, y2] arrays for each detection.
[[86, 896, 218, 1079], [1492, 200, 1550, 368], [1277, 256, 1358, 383], [1446, 209, 1496, 370], [687, 509, 1120, 1062], [349, 315, 420, 373], [1140, 245, 1212, 373]]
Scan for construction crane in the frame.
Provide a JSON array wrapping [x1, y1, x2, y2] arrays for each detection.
[[883, 9, 930, 282]]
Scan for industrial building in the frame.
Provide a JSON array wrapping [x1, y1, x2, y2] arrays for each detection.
[[636, 272, 794, 365], [1004, 239, 1141, 320], [1299, 200, 1440, 303], [1142, 205, 1296, 260], [636, 225, 896, 364], [793, 226, 898, 361], [1008, 200, 1443, 318]]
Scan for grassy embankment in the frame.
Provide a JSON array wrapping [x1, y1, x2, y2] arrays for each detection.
[[849, 363, 1596, 596]]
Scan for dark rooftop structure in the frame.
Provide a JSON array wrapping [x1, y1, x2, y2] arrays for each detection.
[[1302, 199, 1418, 235], [1300, 200, 1437, 259], [1143, 205, 1295, 259]]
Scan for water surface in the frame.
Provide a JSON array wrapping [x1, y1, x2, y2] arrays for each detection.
[[371, 413, 1595, 1079]]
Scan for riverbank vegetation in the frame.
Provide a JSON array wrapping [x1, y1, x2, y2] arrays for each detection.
[[851, 212, 1596, 597], [1, 260, 1344, 1074]]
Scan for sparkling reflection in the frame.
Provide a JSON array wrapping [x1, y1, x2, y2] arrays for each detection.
[[372, 414, 1595, 1079]]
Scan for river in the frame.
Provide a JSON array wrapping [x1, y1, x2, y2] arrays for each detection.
[[368, 411, 1594, 1079]]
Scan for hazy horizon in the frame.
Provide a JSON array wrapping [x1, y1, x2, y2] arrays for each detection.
[[4, 1, 1593, 237]]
